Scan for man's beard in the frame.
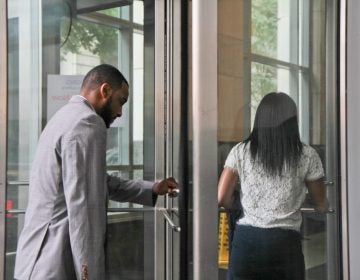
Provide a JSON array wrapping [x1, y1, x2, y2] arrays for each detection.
[[98, 96, 113, 128]]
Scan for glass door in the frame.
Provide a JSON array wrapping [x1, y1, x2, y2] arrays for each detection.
[[3, 0, 182, 279], [216, 0, 341, 279], [152, 1, 189, 280]]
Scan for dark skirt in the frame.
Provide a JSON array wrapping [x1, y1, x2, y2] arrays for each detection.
[[228, 225, 305, 280]]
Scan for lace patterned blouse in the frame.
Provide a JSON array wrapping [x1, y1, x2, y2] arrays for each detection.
[[224, 142, 324, 232]]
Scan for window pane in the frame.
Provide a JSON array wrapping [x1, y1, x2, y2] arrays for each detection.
[[98, 7, 121, 17], [251, 0, 309, 65], [133, 0, 144, 25], [251, 0, 278, 59], [133, 32, 144, 165], [60, 18, 120, 71], [98, 6, 130, 20], [250, 62, 277, 123]]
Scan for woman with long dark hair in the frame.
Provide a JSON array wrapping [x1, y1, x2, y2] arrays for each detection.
[[218, 92, 327, 280]]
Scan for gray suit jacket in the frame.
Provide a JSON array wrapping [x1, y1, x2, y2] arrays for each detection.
[[14, 95, 154, 280]]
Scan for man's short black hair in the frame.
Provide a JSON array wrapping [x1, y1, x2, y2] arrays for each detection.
[[81, 64, 129, 91]]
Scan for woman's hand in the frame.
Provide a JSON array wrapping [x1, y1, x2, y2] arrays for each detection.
[[306, 178, 329, 213], [218, 167, 239, 208]]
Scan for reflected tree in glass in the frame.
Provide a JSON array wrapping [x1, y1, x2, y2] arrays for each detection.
[[250, 63, 277, 123], [251, 0, 278, 122], [251, 0, 277, 58], [60, 9, 120, 63]]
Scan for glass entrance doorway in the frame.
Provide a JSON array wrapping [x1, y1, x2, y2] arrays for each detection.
[[215, 1, 341, 279], [1, 0, 344, 279], [3, 0, 183, 279]]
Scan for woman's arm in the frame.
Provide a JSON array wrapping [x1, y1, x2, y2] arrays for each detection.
[[305, 178, 329, 212], [218, 167, 239, 208]]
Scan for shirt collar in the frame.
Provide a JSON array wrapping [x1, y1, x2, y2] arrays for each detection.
[[69, 95, 96, 112]]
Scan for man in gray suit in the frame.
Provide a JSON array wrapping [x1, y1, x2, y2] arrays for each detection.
[[14, 64, 177, 280]]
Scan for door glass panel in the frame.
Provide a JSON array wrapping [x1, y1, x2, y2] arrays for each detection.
[[250, 62, 277, 123], [6, 2, 41, 278], [6, 1, 155, 279], [251, 0, 309, 66], [218, 1, 339, 280]]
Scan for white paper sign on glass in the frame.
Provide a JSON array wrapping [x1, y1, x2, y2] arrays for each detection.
[[47, 74, 127, 127], [47, 74, 84, 121]]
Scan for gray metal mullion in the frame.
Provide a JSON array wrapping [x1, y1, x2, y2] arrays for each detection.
[[76, 0, 133, 15], [192, 0, 218, 279], [288, 0, 299, 111], [325, 1, 341, 280], [6, 208, 156, 214], [0, 0, 7, 278], [106, 165, 144, 171], [301, 0, 310, 67], [339, 0, 349, 278], [243, 0, 252, 137], [171, 0, 182, 278], [153, 0, 166, 279], [289, 68, 299, 108], [78, 12, 144, 32], [307, 0, 314, 144], [108, 207, 154, 212], [299, 71, 310, 143], [116, 24, 131, 174], [298, 0, 310, 143], [165, 0, 174, 279], [289, 0, 299, 65], [128, 4, 134, 180], [4, 206, 337, 216], [251, 53, 308, 72]]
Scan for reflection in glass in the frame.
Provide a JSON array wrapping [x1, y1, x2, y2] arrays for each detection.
[[219, 0, 331, 279], [251, 0, 310, 66], [133, 1, 144, 24], [6, 1, 150, 279], [251, 62, 277, 123], [106, 212, 146, 279], [6, 1, 41, 277], [60, 18, 120, 71], [5, 214, 25, 280], [251, 0, 278, 59], [133, 32, 144, 166]]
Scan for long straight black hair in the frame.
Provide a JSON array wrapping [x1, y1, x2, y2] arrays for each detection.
[[244, 92, 303, 176]]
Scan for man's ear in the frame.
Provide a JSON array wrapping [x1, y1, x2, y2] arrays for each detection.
[[99, 83, 111, 99]]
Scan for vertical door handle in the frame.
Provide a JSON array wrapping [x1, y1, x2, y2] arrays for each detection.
[[161, 209, 181, 232]]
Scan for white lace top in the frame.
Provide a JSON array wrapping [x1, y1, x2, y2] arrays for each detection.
[[224, 142, 324, 232]]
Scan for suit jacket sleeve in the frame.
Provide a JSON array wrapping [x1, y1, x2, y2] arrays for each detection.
[[61, 118, 107, 279], [107, 174, 155, 206]]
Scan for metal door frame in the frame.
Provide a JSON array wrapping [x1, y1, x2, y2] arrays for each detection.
[[154, 0, 184, 279], [326, 1, 342, 280], [153, 0, 166, 278], [0, 1, 168, 279], [192, 0, 218, 280], [339, 0, 348, 278], [0, 0, 8, 279], [164, 0, 182, 279], [345, 0, 360, 278]]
